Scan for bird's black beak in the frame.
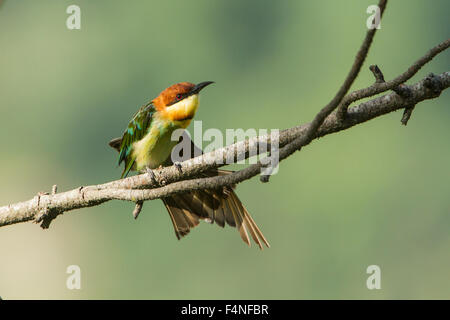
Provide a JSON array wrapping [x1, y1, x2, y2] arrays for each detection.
[[191, 81, 214, 95]]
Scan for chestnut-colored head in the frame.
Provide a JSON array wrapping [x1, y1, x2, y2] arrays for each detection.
[[152, 81, 214, 109], [152, 81, 214, 123]]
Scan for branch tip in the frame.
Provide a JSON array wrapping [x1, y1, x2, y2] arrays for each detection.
[[133, 201, 144, 219], [369, 65, 385, 83], [401, 106, 416, 126]]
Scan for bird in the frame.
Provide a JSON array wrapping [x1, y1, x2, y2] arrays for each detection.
[[108, 81, 269, 249]]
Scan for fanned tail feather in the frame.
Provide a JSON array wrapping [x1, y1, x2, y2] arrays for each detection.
[[162, 185, 269, 249], [108, 135, 269, 248]]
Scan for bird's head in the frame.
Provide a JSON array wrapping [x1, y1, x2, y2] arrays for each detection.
[[152, 81, 214, 122]]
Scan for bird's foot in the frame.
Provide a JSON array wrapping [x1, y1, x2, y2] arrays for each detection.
[[174, 162, 183, 174], [146, 167, 158, 184], [145, 166, 166, 186]]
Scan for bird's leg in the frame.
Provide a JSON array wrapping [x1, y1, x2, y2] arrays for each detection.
[[145, 166, 159, 185], [157, 165, 167, 185], [145, 166, 167, 186], [174, 161, 183, 174]]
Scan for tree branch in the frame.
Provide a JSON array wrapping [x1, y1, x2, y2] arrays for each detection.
[[1, 0, 449, 230], [336, 38, 450, 119], [1, 70, 448, 228], [260, 0, 388, 181]]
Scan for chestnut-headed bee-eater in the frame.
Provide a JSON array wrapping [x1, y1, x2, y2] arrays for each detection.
[[108, 82, 269, 249]]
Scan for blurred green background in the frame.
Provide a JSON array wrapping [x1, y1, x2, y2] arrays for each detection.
[[0, 0, 449, 299]]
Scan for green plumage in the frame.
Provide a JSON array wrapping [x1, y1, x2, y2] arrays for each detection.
[[118, 102, 156, 178], [108, 81, 269, 248]]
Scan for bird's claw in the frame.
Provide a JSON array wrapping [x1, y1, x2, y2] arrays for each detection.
[[174, 162, 183, 174], [146, 167, 158, 184], [146, 167, 166, 186]]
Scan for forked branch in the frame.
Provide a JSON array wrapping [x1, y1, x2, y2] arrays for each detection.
[[0, 0, 449, 230]]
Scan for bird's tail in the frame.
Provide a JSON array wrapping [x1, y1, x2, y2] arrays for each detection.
[[162, 180, 269, 249], [108, 134, 269, 248]]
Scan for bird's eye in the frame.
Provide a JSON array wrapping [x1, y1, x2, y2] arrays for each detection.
[[176, 94, 182, 100]]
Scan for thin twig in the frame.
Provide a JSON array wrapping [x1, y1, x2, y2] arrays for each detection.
[[369, 64, 415, 125], [133, 201, 144, 219], [336, 38, 450, 119], [369, 65, 385, 83], [259, 0, 387, 183]]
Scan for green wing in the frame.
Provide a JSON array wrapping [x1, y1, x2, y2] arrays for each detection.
[[118, 102, 155, 178]]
